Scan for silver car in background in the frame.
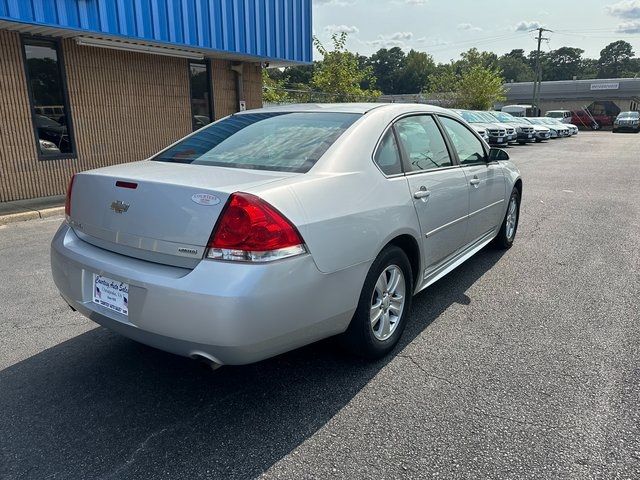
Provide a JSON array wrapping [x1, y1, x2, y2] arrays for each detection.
[[51, 103, 522, 367], [452, 109, 508, 146]]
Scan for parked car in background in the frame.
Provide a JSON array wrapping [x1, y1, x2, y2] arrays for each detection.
[[51, 103, 522, 367], [473, 111, 517, 144], [487, 111, 536, 145], [502, 105, 539, 117], [545, 117, 579, 137], [452, 109, 508, 146], [532, 118, 571, 137], [519, 118, 551, 142], [613, 111, 640, 133], [545, 110, 573, 124], [526, 118, 562, 138]]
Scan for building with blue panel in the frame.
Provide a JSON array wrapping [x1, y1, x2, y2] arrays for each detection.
[[0, 0, 312, 201]]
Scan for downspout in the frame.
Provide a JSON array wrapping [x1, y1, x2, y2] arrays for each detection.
[[231, 62, 246, 111]]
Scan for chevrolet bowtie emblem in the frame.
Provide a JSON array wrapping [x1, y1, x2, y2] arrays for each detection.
[[110, 200, 130, 214]]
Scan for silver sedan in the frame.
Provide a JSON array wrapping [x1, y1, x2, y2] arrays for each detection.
[[51, 103, 522, 366]]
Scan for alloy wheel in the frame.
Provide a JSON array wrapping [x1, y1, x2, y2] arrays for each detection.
[[370, 265, 406, 341]]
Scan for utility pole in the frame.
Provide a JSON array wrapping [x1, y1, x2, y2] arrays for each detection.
[[531, 27, 552, 116]]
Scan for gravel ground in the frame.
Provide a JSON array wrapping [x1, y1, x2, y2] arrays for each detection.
[[0, 131, 638, 479]]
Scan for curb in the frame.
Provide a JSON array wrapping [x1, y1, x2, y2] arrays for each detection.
[[0, 206, 64, 226]]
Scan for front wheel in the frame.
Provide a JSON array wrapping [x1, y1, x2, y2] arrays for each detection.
[[342, 246, 413, 359], [493, 188, 520, 249]]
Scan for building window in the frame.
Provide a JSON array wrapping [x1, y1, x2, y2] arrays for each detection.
[[22, 37, 75, 159], [189, 60, 213, 131]]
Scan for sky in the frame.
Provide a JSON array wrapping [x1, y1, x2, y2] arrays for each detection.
[[311, 0, 640, 63]]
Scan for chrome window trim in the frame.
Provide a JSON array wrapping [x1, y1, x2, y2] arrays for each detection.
[[371, 111, 459, 179]]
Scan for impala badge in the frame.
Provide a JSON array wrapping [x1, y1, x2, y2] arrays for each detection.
[[110, 200, 130, 214]]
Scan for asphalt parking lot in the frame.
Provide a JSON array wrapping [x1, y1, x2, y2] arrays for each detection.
[[1, 132, 639, 479]]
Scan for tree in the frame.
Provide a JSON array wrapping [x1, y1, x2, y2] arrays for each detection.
[[397, 49, 436, 93], [367, 47, 406, 94], [427, 63, 505, 109], [262, 68, 289, 104], [598, 40, 634, 78], [311, 33, 380, 101], [456, 48, 498, 74], [456, 65, 506, 109], [498, 49, 534, 83], [547, 47, 584, 81]]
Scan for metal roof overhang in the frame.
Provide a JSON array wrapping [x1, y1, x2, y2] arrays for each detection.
[[506, 78, 640, 102], [0, 19, 300, 66]]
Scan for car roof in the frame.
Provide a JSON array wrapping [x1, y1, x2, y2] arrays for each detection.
[[239, 102, 452, 115]]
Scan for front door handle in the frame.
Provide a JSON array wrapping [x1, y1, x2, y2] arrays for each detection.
[[414, 187, 431, 199], [470, 176, 481, 187]]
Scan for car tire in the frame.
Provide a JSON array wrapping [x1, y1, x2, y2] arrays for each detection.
[[493, 188, 520, 250], [342, 246, 413, 360]]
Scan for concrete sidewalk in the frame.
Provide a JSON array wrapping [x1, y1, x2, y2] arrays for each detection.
[[0, 195, 65, 225]]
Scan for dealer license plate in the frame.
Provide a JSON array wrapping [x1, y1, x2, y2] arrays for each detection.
[[93, 274, 129, 316]]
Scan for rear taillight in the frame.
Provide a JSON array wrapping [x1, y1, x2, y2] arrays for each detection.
[[206, 192, 306, 262], [64, 174, 76, 218]]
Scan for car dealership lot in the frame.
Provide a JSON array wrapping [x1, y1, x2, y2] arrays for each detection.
[[0, 132, 638, 479]]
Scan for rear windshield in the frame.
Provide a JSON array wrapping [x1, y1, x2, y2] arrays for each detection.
[[474, 111, 499, 123], [153, 112, 361, 173], [492, 112, 516, 123], [454, 110, 483, 123], [546, 112, 565, 118]]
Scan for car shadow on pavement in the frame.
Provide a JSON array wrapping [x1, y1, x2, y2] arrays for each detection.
[[0, 248, 505, 479]]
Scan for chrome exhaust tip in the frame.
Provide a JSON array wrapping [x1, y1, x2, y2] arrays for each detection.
[[190, 352, 223, 371]]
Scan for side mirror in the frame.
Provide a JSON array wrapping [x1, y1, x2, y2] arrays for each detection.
[[488, 148, 509, 162]]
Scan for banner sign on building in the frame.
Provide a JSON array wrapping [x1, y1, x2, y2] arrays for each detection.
[[590, 83, 620, 91]]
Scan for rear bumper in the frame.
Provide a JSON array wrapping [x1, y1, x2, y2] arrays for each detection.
[[51, 223, 364, 364]]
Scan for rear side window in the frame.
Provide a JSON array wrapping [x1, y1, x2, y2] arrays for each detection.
[[154, 112, 361, 173], [394, 115, 452, 171], [374, 130, 402, 176]]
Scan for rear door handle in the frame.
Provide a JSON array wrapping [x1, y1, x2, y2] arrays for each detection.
[[470, 176, 481, 187], [414, 187, 431, 199]]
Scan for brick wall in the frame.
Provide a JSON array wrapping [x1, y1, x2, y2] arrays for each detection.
[[0, 30, 44, 202], [0, 29, 263, 202]]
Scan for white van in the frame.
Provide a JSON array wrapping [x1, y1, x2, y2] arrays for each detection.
[[545, 110, 573, 124], [502, 105, 538, 117]]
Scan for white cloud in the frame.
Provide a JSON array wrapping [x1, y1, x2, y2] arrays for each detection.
[[365, 31, 415, 48], [415, 36, 450, 47], [606, 0, 640, 18], [389, 31, 413, 40], [404, 0, 428, 4], [367, 39, 407, 48], [324, 24, 359, 34], [616, 20, 640, 32], [457, 23, 482, 32], [514, 20, 542, 31]]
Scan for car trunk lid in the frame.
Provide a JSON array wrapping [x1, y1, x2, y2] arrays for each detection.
[[69, 161, 296, 268]]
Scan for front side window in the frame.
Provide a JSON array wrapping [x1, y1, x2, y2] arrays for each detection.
[[439, 116, 486, 165], [23, 38, 75, 158], [189, 60, 213, 131], [394, 115, 452, 172], [154, 112, 361, 173]]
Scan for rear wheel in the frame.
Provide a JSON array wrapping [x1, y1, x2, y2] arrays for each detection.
[[343, 246, 413, 359], [493, 188, 520, 249]]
